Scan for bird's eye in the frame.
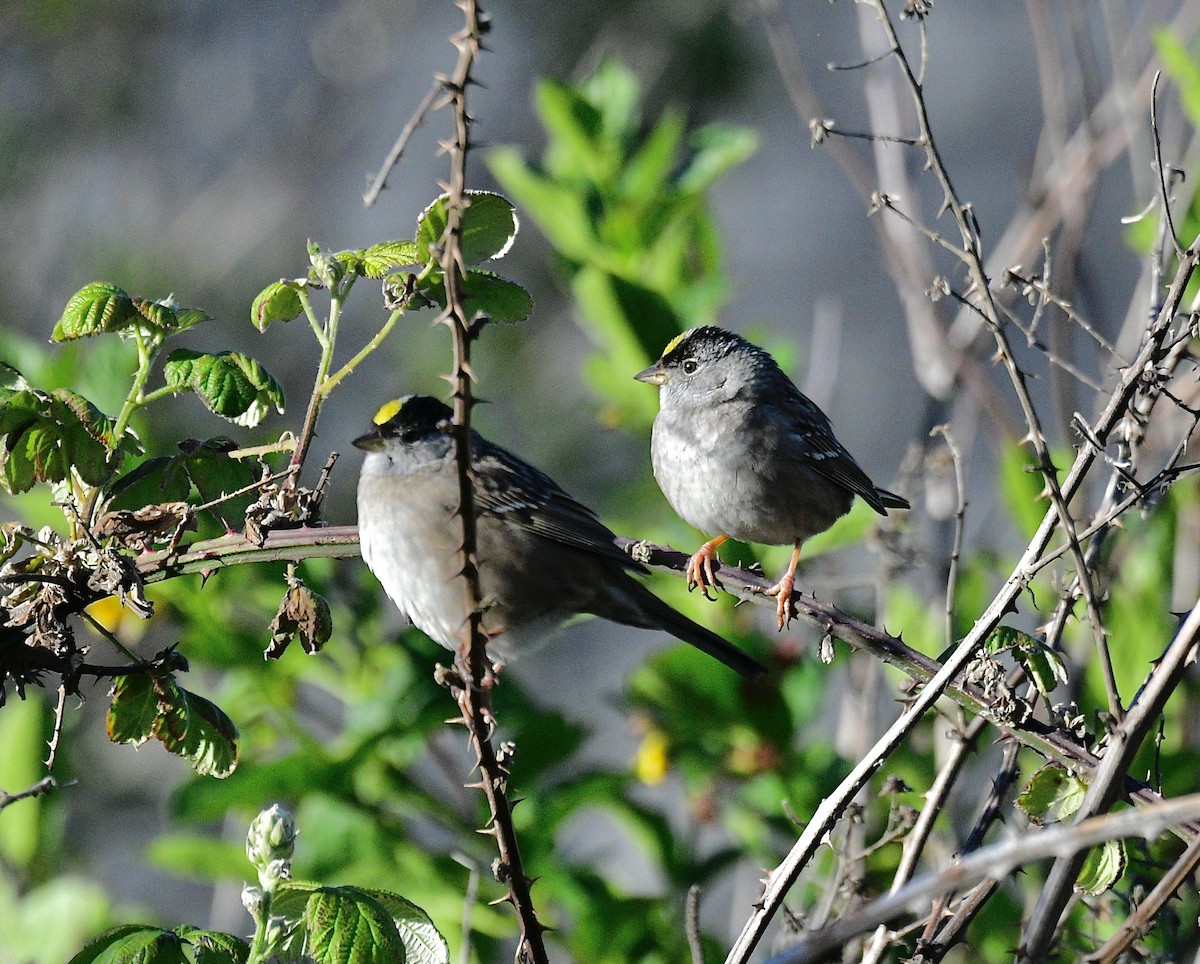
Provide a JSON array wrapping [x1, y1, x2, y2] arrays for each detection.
[[681, 358, 699, 375]]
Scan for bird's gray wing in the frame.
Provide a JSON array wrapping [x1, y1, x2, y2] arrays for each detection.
[[472, 443, 644, 570], [769, 383, 890, 514]]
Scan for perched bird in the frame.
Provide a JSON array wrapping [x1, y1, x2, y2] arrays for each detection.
[[635, 326, 909, 629], [354, 394, 765, 679]]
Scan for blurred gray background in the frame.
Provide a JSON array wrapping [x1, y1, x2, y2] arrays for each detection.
[[1, 0, 1189, 944]]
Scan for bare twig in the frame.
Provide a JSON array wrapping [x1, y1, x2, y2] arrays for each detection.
[[425, 2, 548, 959], [686, 884, 704, 964], [722, 233, 1200, 962], [363, 79, 443, 208], [0, 775, 75, 813], [1017, 595, 1200, 960], [765, 792, 1200, 964]]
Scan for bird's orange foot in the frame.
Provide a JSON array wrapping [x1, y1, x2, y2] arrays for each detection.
[[764, 572, 796, 630], [686, 539, 726, 601]]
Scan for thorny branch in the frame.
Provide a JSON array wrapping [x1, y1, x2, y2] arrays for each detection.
[[722, 0, 1200, 951], [764, 792, 1200, 964], [428, 2, 550, 960]]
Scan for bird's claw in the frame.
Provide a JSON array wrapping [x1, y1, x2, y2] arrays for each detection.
[[764, 573, 796, 630], [685, 546, 722, 601]]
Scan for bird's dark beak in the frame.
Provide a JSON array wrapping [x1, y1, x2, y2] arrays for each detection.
[[634, 361, 668, 386], [352, 427, 387, 452]]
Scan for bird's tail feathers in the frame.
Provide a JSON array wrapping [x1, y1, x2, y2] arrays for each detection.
[[874, 486, 910, 512], [624, 585, 766, 680]]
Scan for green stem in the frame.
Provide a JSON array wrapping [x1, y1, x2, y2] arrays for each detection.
[[298, 289, 328, 350], [290, 292, 342, 472], [246, 890, 273, 964], [319, 307, 405, 397], [82, 327, 160, 527]]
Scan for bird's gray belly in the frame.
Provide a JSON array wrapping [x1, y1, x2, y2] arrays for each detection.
[[652, 420, 850, 545]]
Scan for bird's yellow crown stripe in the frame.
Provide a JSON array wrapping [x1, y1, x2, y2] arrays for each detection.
[[372, 398, 404, 425], [662, 328, 697, 357]]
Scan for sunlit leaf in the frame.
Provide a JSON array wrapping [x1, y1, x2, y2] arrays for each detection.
[[66, 924, 187, 964], [251, 282, 304, 331], [1075, 838, 1126, 896], [52, 283, 139, 342], [163, 350, 285, 427], [416, 191, 518, 265], [1018, 764, 1088, 824], [304, 886, 408, 964]]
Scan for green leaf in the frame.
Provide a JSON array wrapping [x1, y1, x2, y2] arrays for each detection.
[[163, 350, 285, 427], [417, 269, 533, 324], [361, 890, 450, 964], [107, 672, 238, 778], [173, 308, 211, 333], [106, 674, 160, 746], [359, 240, 420, 278], [131, 297, 179, 332], [1075, 838, 1126, 896], [0, 385, 134, 492], [175, 927, 249, 964], [621, 108, 685, 198], [146, 834, 251, 882], [152, 680, 239, 778], [67, 925, 187, 964], [0, 362, 30, 394], [251, 282, 304, 331], [1018, 764, 1088, 825], [676, 123, 759, 193], [984, 625, 1068, 698], [415, 191, 518, 265], [52, 283, 138, 341], [304, 886, 408, 964]]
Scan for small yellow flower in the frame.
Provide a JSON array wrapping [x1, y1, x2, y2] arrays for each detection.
[[634, 729, 670, 786]]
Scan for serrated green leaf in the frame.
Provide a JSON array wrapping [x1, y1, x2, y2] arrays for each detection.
[[175, 927, 249, 964], [181, 689, 239, 778], [173, 308, 211, 333], [163, 350, 285, 427], [106, 674, 159, 746], [0, 362, 30, 394], [251, 282, 304, 331], [984, 625, 1068, 697], [416, 191, 518, 265], [52, 390, 116, 447], [417, 269, 532, 324], [3, 436, 35, 493], [105, 457, 193, 512], [361, 890, 449, 964], [0, 386, 130, 492], [150, 679, 239, 778], [52, 283, 138, 342], [1018, 764, 1088, 824], [360, 240, 420, 278], [984, 624, 1032, 656], [66, 925, 187, 964], [304, 886, 408, 964], [107, 672, 238, 777], [131, 297, 178, 331], [22, 424, 69, 484], [1076, 838, 1126, 896]]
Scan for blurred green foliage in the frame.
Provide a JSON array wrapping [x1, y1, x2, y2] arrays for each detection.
[[0, 55, 1198, 964]]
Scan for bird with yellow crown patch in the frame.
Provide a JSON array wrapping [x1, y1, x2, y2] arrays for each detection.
[[354, 394, 765, 677], [636, 326, 909, 629]]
